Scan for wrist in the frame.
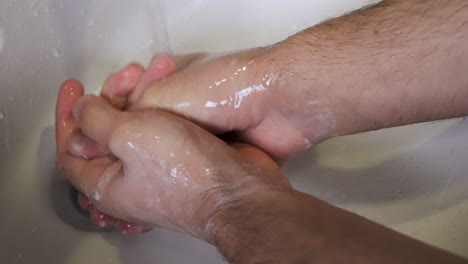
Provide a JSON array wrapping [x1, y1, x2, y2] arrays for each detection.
[[208, 185, 297, 262], [188, 158, 292, 243], [260, 38, 351, 145], [265, 0, 468, 141]]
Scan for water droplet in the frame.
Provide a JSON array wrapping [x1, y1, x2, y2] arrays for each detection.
[[0, 28, 4, 55], [52, 48, 62, 57], [87, 18, 95, 26], [0, 112, 4, 120], [30, 0, 39, 9]]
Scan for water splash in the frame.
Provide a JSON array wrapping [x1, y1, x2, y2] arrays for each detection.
[[0, 28, 4, 55], [52, 47, 62, 57], [29, 0, 40, 9], [30, 0, 40, 16], [145, 0, 171, 54], [87, 17, 95, 27]]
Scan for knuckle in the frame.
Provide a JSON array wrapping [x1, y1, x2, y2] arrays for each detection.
[[110, 114, 136, 140]]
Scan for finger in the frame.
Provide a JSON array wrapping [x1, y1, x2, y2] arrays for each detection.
[[129, 54, 176, 104], [56, 80, 119, 194], [141, 54, 176, 87], [101, 63, 145, 109], [62, 153, 119, 198], [87, 64, 144, 160], [56, 79, 84, 158], [72, 95, 122, 146], [68, 130, 110, 159]]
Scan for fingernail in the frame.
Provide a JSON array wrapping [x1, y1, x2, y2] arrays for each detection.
[[72, 97, 86, 122], [69, 132, 88, 157]]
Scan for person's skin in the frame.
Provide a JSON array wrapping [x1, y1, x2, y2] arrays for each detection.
[[55, 0, 468, 263], [56, 79, 291, 240], [56, 82, 467, 264], [96, 0, 468, 164], [70, 58, 176, 234]]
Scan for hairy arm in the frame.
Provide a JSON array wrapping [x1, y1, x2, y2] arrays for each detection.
[[207, 0, 468, 263], [268, 0, 468, 140], [63, 0, 468, 262], [211, 189, 467, 264], [124, 0, 468, 161]]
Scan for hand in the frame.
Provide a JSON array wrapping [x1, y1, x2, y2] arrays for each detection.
[[61, 56, 175, 234], [56, 79, 291, 240], [106, 49, 338, 163]]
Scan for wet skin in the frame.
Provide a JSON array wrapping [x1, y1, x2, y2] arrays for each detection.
[[55, 65, 289, 239]]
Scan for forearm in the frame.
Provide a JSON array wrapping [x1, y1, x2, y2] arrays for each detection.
[[211, 189, 467, 264], [211, 2, 468, 260], [269, 0, 468, 138]]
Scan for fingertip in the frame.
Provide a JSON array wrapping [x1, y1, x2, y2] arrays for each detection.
[[61, 79, 84, 93], [148, 54, 176, 77], [57, 79, 84, 119], [122, 63, 145, 81], [101, 63, 145, 109], [110, 63, 145, 96], [144, 54, 176, 86], [129, 55, 176, 104]]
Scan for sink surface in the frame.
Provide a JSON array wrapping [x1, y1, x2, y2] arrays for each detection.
[[1, 0, 467, 263]]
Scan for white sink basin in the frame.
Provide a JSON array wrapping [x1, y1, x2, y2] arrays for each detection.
[[1, 0, 467, 263]]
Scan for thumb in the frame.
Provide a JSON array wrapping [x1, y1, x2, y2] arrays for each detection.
[[73, 95, 123, 147]]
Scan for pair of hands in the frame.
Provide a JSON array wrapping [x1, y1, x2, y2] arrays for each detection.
[[52, 0, 468, 261], [56, 49, 312, 239]]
